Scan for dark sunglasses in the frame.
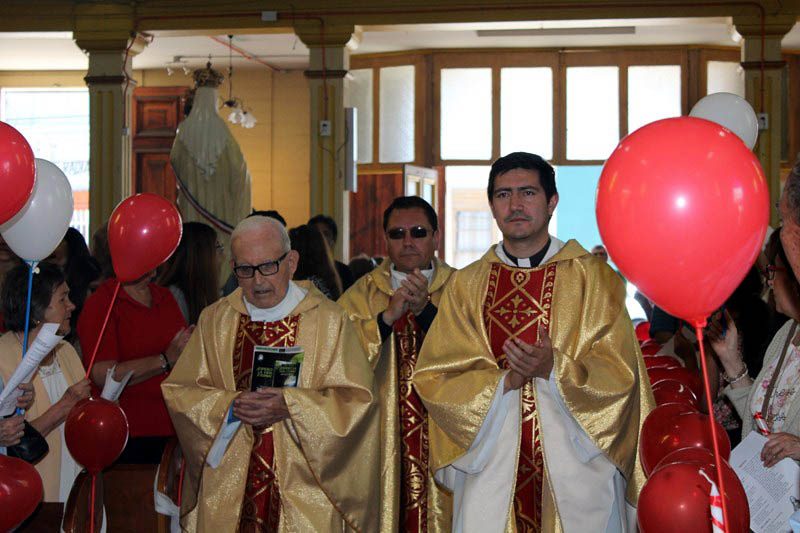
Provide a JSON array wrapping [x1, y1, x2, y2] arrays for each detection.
[[386, 226, 430, 240], [233, 252, 288, 279]]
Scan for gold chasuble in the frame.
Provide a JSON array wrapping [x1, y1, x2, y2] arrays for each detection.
[[162, 283, 379, 532], [413, 241, 654, 532], [338, 258, 455, 533]]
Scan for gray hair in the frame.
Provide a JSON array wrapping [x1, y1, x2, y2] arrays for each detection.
[[785, 158, 800, 226], [230, 215, 291, 254]]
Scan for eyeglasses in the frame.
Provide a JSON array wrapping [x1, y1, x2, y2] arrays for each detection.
[[765, 264, 786, 281], [233, 252, 288, 279], [386, 226, 430, 240]]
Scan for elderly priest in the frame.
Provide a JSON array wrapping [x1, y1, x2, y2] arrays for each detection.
[[162, 216, 379, 532]]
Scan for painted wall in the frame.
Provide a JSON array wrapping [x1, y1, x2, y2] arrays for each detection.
[[0, 66, 311, 228]]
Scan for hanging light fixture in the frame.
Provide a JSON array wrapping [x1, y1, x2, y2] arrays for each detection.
[[222, 35, 257, 129], [165, 56, 191, 76]]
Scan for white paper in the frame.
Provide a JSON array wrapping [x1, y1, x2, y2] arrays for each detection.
[[730, 431, 800, 533], [206, 414, 241, 468], [100, 365, 133, 402], [0, 323, 62, 416]]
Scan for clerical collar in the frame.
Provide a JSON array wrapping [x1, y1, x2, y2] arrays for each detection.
[[243, 281, 307, 322], [496, 237, 563, 268], [390, 263, 435, 291]]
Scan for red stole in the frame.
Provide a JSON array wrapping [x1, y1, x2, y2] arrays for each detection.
[[233, 314, 300, 533], [483, 263, 556, 532], [394, 311, 430, 532]]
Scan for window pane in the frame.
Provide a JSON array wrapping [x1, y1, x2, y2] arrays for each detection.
[[444, 165, 494, 267], [501, 67, 553, 159], [457, 211, 494, 252], [707, 61, 745, 98], [346, 68, 373, 164], [379, 65, 415, 163], [554, 164, 645, 319], [1, 89, 90, 241], [628, 65, 681, 133], [441, 68, 492, 160], [566, 66, 619, 160]]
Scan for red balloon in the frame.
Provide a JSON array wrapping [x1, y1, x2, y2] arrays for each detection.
[[638, 461, 749, 532], [647, 367, 703, 401], [0, 121, 36, 226], [640, 343, 663, 356], [635, 321, 650, 341], [108, 193, 182, 282], [65, 397, 129, 474], [644, 356, 683, 370], [653, 446, 716, 473], [651, 379, 699, 409], [597, 117, 769, 326], [0, 454, 43, 531], [640, 407, 731, 476]]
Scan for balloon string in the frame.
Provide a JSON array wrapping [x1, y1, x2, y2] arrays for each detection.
[[695, 324, 731, 533], [20, 260, 36, 359], [90, 472, 96, 533], [15, 260, 37, 416], [84, 281, 121, 380]]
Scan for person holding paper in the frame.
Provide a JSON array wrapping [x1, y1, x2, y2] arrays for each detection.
[[162, 216, 378, 532], [338, 196, 456, 532], [78, 259, 191, 464], [711, 228, 800, 466], [0, 262, 90, 502], [412, 152, 654, 532], [0, 378, 34, 453]]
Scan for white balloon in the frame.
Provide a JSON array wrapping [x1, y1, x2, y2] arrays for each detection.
[[689, 92, 759, 150], [1, 159, 74, 261]]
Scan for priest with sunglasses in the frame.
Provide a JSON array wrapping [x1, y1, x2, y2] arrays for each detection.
[[162, 216, 379, 532], [339, 196, 455, 532], [412, 153, 653, 532]]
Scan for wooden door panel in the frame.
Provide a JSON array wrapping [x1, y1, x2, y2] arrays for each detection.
[[137, 153, 177, 204], [349, 172, 403, 258], [131, 87, 189, 200]]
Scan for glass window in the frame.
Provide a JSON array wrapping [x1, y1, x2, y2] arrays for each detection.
[[379, 65, 415, 163], [444, 165, 494, 267], [440, 68, 492, 160], [346, 68, 373, 164], [553, 164, 645, 319], [501, 67, 553, 159], [707, 61, 745, 98], [566, 66, 619, 160], [457, 211, 493, 252], [1, 88, 90, 241], [628, 65, 682, 134]]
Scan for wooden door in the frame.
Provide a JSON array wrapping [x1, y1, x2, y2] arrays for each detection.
[[349, 166, 445, 259], [131, 87, 190, 203]]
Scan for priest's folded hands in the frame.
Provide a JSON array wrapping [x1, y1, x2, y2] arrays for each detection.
[[503, 323, 555, 391], [232, 387, 290, 428]]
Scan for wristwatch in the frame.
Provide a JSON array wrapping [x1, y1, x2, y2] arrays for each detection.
[[159, 353, 172, 373]]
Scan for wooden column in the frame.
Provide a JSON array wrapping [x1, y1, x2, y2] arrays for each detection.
[[735, 15, 794, 226], [295, 22, 354, 261], [75, 31, 147, 237]]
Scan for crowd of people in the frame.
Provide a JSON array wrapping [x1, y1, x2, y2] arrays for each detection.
[[3, 151, 800, 531]]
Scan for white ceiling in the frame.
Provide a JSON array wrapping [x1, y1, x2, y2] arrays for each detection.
[[0, 17, 798, 72]]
